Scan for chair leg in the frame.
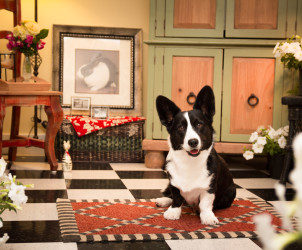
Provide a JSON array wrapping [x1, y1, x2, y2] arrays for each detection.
[[8, 106, 21, 161]]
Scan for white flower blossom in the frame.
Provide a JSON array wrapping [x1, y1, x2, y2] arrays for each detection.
[[8, 182, 28, 206], [252, 142, 264, 154], [268, 127, 277, 140], [0, 157, 7, 177], [257, 136, 267, 146], [278, 136, 287, 149], [0, 233, 9, 246], [243, 150, 254, 160], [249, 132, 258, 142], [294, 50, 302, 61]]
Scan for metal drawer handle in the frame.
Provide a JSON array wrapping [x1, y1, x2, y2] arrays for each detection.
[[187, 92, 196, 105], [247, 94, 259, 107]]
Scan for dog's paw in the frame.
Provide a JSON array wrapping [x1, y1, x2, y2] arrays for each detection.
[[164, 206, 181, 220], [200, 211, 219, 225], [156, 197, 172, 207]]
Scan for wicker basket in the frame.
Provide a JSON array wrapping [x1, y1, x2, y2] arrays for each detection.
[[55, 119, 144, 162]]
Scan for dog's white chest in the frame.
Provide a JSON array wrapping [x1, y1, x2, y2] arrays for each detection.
[[166, 148, 213, 204]]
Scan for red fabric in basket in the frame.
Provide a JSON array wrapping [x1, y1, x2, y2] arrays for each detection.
[[65, 116, 145, 137]]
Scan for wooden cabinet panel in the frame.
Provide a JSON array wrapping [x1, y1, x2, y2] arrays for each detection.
[[171, 56, 214, 111], [173, 0, 216, 29], [234, 0, 278, 30], [222, 49, 284, 142], [226, 0, 287, 38], [165, 0, 225, 38], [230, 58, 275, 134]]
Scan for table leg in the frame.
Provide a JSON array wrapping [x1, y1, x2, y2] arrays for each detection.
[[44, 96, 63, 171], [0, 97, 6, 159], [8, 106, 21, 161]]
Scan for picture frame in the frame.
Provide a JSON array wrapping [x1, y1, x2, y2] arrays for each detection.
[[71, 97, 90, 116], [91, 107, 109, 119], [52, 25, 143, 116]]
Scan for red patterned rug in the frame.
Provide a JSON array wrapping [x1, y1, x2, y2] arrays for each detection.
[[56, 198, 285, 242]]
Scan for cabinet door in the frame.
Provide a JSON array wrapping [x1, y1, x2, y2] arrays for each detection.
[[152, 48, 223, 140], [221, 49, 284, 142], [226, 0, 287, 38], [164, 0, 225, 38]]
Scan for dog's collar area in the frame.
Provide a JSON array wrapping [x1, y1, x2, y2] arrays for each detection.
[[187, 149, 201, 157]]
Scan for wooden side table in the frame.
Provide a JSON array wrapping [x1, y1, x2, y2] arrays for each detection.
[[280, 96, 302, 184], [0, 90, 63, 171]]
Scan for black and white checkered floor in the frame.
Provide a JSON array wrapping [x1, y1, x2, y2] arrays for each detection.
[[0, 154, 299, 250]]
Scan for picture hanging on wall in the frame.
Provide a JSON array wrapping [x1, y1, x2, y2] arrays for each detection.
[[52, 25, 142, 116]]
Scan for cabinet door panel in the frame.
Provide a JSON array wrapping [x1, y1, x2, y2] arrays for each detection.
[[164, 48, 223, 140], [226, 0, 287, 38], [230, 58, 274, 134], [172, 57, 214, 111], [222, 49, 284, 142], [165, 0, 225, 38]]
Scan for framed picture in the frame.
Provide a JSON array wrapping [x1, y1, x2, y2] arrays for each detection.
[[53, 25, 143, 116], [71, 97, 90, 116], [71, 97, 90, 110], [91, 107, 109, 119]]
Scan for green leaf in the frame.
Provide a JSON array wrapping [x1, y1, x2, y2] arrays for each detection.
[[36, 29, 49, 40]]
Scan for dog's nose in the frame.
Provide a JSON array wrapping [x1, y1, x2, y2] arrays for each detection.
[[188, 139, 198, 148]]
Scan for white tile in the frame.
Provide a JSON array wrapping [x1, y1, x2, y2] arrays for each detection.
[[2, 242, 77, 250], [17, 179, 66, 190], [10, 162, 54, 171], [234, 178, 292, 189], [63, 170, 119, 179], [122, 179, 169, 189], [67, 189, 135, 200], [110, 163, 161, 171], [2, 203, 58, 221], [235, 189, 263, 200], [166, 238, 262, 250]]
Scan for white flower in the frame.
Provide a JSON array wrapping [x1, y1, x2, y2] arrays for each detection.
[[8, 182, 28, 206], [249, 132, 258, 142], [252, 142, 264, 154], [294, 50, 302, 61], [268, 127, 277, 140], [23, 20, 40, 35], [273, 42, 280, 54], [281, 42, 300, 54], [243, 150, 254, 160], [0, 157, 7, 177], [278, 136, 287, 149], [0, 233, 9, 246], [282, 125, 289, 137], [257, 136, 267, 146]]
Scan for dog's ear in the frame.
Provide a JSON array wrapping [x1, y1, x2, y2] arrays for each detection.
[[193, 85, 215, 123], [156, 96, 181, 131]]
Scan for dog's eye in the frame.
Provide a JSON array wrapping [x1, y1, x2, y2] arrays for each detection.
[[196, 123, 203, 128], [178, 126, 185, 131]]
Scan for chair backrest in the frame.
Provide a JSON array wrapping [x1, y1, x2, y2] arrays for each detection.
[[0, 0, 21, 77]]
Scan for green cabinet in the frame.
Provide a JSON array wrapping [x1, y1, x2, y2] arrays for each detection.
[[146, 0, 299, 147]]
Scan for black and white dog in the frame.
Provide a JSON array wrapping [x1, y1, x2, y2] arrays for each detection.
[[155, 86, 236, 225]]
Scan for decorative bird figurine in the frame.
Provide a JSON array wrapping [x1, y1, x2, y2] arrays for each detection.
[[62, 140, 72, 171]]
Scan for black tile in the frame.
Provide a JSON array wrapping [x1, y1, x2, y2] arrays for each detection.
[[116, 171, 168, 179], [26, 190, 68, 203], [247, 188, 296, 201], [66, 179, 126, 189], [15, 156, 47, 162], [9, 170, 64, 179], [72, 162, 113, 170], [231, 170, 269, 178], [0, 221, 62, 243], [77, 241, 171, 250], [130, 189, 163, 199]]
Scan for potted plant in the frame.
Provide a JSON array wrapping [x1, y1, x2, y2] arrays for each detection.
[[243, 125, 289, 179], [273, 35, 302, 95]]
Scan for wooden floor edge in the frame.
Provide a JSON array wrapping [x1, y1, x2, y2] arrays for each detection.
[[142, 139, 251, 154]]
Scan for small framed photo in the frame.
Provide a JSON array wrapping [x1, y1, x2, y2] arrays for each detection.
[[92, 107, 109, 119], [71, 97, 90, 110]]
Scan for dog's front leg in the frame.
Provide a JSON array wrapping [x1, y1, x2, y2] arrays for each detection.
[[164, 185, 184, 220], [199, 192, 219, 225]]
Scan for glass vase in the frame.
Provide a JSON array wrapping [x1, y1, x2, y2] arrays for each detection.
[[22, 54, 32, 81]]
